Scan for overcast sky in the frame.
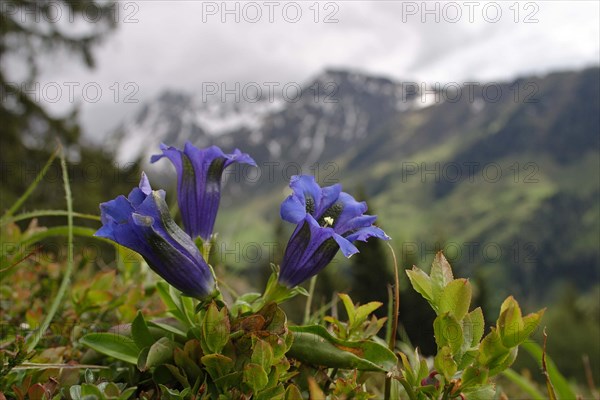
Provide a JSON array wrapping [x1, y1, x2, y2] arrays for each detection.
[[30, 0, 600, 140]]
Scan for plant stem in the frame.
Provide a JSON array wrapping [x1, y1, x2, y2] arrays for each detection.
[[303, 275, 318, 325], [323, 367, 338, 394], [26, 150, 74, 352], [396, 378, 418, 400], [385, 243, 400, 400]]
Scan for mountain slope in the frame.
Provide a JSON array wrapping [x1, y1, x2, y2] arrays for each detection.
[[111, 67, 600, 304]]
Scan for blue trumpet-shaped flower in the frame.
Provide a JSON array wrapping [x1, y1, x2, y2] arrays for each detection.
[[151, 142, 256, 241], [279, 175, 390, 287], [95, 173, 216, 298]]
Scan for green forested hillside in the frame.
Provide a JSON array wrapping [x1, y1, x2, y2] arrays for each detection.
[[214, 68, 599, 379]]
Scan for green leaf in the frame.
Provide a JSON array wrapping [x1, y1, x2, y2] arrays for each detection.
[[477, 328, 510, 370], [118, 387, 137, 400], [265, 335, 289, 361], [462, 365, 489, 388], [489, 346, 518, 376], [284, 384, 303, 400], [406, 267, 433, 304], [398, 352, 416, 385], [497, 296, 524, 347], [147, 319, 187, 339], [433, 313, 463, 355], [156, 282, 189, 326], [101, 382, 121, 397], [498, 297, 545, 347], [354, 301, 383, 328], [255, 384, 286, 400], [338, 293, 357, 326], [252, 338, 274, 371], [80, 383, 104, 398], [434, 346, 457, 379], [85, 368, 95, 384], [213, 371, 243, 392], [145, 337, 175, 369], [202, 302, 230, 354], [520, 309, 545, 342], [288, 325, 397, 372], [439, 278, 472, 321], [244, 363, 269, 392], [131, 311, 155, 349], [430, 251, 453, 302], [461, 385, 497, 400], [165, 364, 191, 387], [70, 386, 82, 400], [80, 333, 139, 365], [201, 354, 234, 380], [464, 307, 485, 348], [174, 347, 203, 386]]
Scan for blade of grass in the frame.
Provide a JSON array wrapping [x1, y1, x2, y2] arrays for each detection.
[[1, 148, 59, 222], [26, 150, 74, 352], [2, 210, 100, 225], [501, 368, 545, 400]]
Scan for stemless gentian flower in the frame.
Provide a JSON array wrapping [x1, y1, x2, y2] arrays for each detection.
[[279, 175, 390, 287], [95, 173, 216, 299], [151, 142, 256, 241]]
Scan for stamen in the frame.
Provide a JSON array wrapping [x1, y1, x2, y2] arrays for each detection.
[[323, 216, 334, 227]]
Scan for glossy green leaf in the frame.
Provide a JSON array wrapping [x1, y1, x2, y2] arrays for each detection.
[[284, 384, 303, 400], [338, 293, 357, 326], [119, 387, 138, 400], [288, 325, 397, 372], [156, 282, 188, 326], [439, 278, 471, 321], [252, 338, 274, 371], [477, 328, 510, 370], [398, 352, 415, 385], [80, 383, 104, 397], [354, 301, 383, 328], [255, 384, 285, 400], [406, 267, 434, 304], [461, 385, 497, 400], [464, 307, 485, 348], [489, 346, 518, 376], [201, 354, 234, 380], [433, 313, 463, 354], [434, 345, 457, 379], [132, 311, 155, 349], [430, 251, 453, 302], [244, 363, 269, 392], [174, 347, 203, 385], [202, 302, 230, 354], [147, 319, 187, 339], [520, 309, 545, 343], [80, 333, 139, 365], [497, 296, 524, 347], [461, 366, 489, 388], [145, 337, 175, 369]]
